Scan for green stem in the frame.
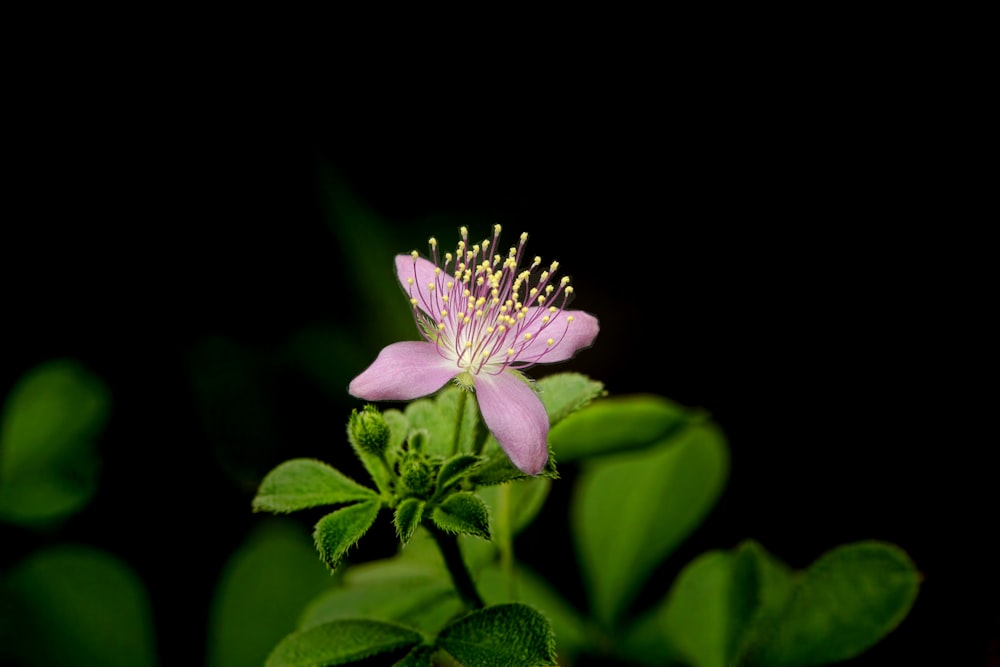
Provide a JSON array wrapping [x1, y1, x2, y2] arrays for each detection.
[[498, 482, 516, 599], [428, 524, 485, 610], [452, 389, 468, 456]]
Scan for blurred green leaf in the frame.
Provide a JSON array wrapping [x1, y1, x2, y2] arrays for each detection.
[[207, 518, 333, 667], [431, 491, 491, 540], [0, 359, 109, 527], [549, 393, 697, 463], [477, 476, 551, 537], [320, 171, 417, 349], [252, 458, 377, 514], [299, 557, 460, 635], [572, 421, 729, 627], [744, 540, 920, 667], [625, 539, 918, 667], [314, 500, 383, 571], [266, 618, 423, 667], [437, 603, 558, 667], [535, 372, 606, 427], [1, 544, 157, 667]]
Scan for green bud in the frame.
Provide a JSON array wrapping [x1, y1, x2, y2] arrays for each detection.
[[347, 405, 390, 456], [398, 452, 435, 498]]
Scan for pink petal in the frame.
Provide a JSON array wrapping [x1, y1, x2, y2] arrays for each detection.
[[513, 309, 600, 364], [395, 254, 446, 317], [475, 370, 549, 475], [349, 341, 457, 401]]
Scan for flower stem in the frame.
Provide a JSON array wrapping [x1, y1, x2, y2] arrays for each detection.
[[428, 524, 485, 610], [452, 389, 468, 456]]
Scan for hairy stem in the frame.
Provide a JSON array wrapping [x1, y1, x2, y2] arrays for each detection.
[[428, 524, 485, 610]]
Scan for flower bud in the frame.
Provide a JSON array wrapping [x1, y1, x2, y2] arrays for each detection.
[[347, 405, 390, 456], [398, 452, 435, 497]]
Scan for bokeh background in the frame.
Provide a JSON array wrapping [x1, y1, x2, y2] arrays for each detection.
[[2, 49, 993, 666]]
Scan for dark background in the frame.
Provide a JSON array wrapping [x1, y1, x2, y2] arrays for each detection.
[[3, 42, 994, 666]]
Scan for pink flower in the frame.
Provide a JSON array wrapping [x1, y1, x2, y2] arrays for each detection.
[[349, 225, 599, 475]]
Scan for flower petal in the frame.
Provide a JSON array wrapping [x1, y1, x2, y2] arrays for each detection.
[[349, 341, 457, 401], [513, 309, 600, 364], [475, 370, 549, 475], [395, 254, 448, 318]]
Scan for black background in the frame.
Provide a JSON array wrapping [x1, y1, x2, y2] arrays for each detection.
[[3, 37, 994, 666]]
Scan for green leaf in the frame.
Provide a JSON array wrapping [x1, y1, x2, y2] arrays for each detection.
[[549, 393, 697, 462], [745, 541, 920, 667], [313, 500, 382, 571], [477, 562, 592, 660], [265, 619, 423, 667], [435, 454, 483, 497], [437, 603, 558, 667], [207, 518, 332, 667], [431, 491, 491, 540], [572, 422, 729, 626], [0, 359, 109, 527], [469, 446, 559, 487], [394, 497, 425, 545], [1, 544, 157, 667], [253, 458, 377, 514], [535, 372, 605, 426]]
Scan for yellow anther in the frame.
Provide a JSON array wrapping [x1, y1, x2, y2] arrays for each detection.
[[460, 226, 468, 237], [407, 277, 414, 285], [465, 341, 472, 348], [445, 253, 453, 263], [440, 310, 448, 317], [524, 332, 533, 340], [427, 283, 435, 291], [542, 316, 550, 323], [549, 306, 557, 313], [547, 338, 554, 346], [438, 323, 446, 330], [567, 315, 575, 323], [507, 348, 515, 356], [442, 295, 449, 303], [486, 326, 495, 334], [494, 223, 502, 234], [410, 298, 418, 305], [410, 250, 419, 259], [429, 237, 437, 247], [545, 285, 554, 294], [540, 271, 549, 280], [463, 289, 471, 298], [519, 232, 528, 243], [446, 281, 454, 289], [565, 286, 574, 295], [537, 296, 546, 305], [529, 288, 538, 297], [560, 276, 570, 285], [434, 267, 441, 275]]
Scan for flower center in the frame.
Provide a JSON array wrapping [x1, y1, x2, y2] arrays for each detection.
[[403, 225, 577, 376]]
